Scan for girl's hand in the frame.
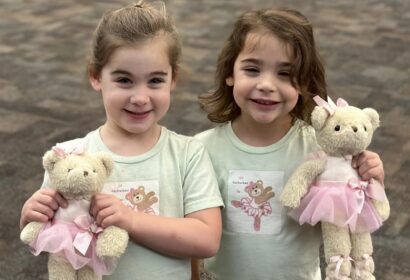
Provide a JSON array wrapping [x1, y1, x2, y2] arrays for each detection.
[[20, 188, 68, 229], [90, 193, 134, 231], [352, 150, 385, 183]]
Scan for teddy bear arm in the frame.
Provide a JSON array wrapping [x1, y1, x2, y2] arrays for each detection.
[[372, 198, 390, 222], [20, 221, 45, 244], [96, 225, 129, 258], [280, 159, 326, 208]]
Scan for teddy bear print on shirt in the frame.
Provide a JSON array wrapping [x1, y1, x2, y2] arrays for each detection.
[[231, 180, 275, 231], [126, 186, 158, 215]]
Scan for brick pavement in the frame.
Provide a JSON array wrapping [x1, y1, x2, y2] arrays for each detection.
[[0, 0, 409, 279]]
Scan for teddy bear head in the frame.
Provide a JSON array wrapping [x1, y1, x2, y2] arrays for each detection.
[[311, 97, 380, 157], [42, 147, 113, 200]]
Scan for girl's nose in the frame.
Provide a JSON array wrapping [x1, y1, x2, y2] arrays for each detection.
[[130, 91, 149, 105], [256, 75, 276, 93]]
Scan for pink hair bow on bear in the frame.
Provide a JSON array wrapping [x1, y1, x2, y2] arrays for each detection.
[[52, 144, 85, 158], [313, 95, 349, 115]]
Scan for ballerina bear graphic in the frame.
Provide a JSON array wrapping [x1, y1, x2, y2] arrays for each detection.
[[125, 186, 158, 215], [231, 180, 275, 231]]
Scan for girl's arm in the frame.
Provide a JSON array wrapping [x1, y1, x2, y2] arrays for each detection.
[[20, 188, 67, 229], [90, 194, 222, 258]]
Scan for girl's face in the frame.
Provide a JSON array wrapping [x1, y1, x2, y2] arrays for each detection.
[[90, 37, 175, 138], [227, 32, 299, 127]]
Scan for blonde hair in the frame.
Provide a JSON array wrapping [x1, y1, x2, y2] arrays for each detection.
[[199, 7, 327, 124], [88, 1, 181, 79]]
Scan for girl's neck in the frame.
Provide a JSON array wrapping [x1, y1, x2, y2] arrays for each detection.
[[99, 123, 161, 157], [231, 115, 293, 147]]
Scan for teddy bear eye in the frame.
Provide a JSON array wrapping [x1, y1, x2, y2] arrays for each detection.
[[93, 169, 96, 173], [67, 168, 73, 172], [364, 126, 367, 132], [334, 125, 341, 131]]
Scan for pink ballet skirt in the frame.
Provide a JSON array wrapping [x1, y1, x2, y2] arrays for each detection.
[[288, 179, 387, 233], [29, 200, 116, 276], [240, 197, 272, 218]]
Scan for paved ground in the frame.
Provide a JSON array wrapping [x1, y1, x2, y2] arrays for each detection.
[[0, 0, 409, 279]]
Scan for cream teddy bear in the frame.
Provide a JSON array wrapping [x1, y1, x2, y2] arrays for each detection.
[[280, 96, 390, 280], [20, 146, 129, 280]]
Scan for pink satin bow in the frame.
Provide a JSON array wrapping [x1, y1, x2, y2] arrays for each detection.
[[52, 144, 85, 158], [73, 215, 103, 255], [329, 255, 353, 279], [313, 95, 349, 115], [348, 179, 387, 214]]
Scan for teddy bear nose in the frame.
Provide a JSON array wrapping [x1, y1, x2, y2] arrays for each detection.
[[84, 171, 88, 176], [352, 126, 358, 132]]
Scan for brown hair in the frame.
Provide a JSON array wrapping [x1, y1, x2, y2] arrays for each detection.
[[199, 7, 327, 124], [88, 1, 181, 79]]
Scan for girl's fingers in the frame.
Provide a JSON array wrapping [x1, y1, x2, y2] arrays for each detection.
[[29, 211, 50, 223], [90, 196, 115, 218], [95, 207, 115, 227], [31, 202, 55, 219]]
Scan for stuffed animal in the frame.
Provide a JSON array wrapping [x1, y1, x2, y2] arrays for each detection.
[[280, 96, 390, 280], [20, 145, 129, 280]]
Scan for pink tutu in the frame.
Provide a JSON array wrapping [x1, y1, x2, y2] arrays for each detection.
[[240, 197, 272, 218], [30, 218, 116, 276], [289, 179, 386, 233]]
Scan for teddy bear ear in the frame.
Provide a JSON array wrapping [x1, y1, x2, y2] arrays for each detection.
[[96, 153, 114, 177], [311, 106, 329, 131], [42, 150, 61, 172], [363, 108, 380, 130]]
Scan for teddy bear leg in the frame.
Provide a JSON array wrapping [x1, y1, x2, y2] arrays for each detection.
[[350, 232, 375, 280], [322, 222, 352, 280], [77, 265, 101, 280], [96, 225, 129, 258], [48, 253, 76, 280]]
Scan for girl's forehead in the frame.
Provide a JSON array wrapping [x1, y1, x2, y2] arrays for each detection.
[[241, 31, 293, 60], [108, 38, 171, 69]]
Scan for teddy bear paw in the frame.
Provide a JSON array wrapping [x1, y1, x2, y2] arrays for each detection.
[[20, 221, 44, 244], [96, 226, 129, 258]]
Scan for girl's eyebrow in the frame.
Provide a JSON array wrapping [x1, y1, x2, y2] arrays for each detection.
[[240, 58, 261, 65], [111, 70, 132, 76], [240, 58, 292, 68], [110, 70, 169, 76]]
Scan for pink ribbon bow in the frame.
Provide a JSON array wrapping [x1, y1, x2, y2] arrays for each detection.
[[313, 95, 349, 115], [72, 215, 103, 256], [52, 144, 85, 158], [329, 255, 354, 279], [348, 178, 387, 214]]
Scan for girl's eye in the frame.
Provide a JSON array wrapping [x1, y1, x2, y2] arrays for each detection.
[[116, 77, 132, 84], [244, 67, 259, 73], [149, 77, 165, 85], [278, 71, 290, 77]]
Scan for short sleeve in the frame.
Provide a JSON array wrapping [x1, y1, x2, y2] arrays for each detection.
[[182, 139, 224, 215]]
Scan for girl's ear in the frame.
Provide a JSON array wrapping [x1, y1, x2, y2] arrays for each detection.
[[171, 72, 178, 91], [171, 79, 177, 91], [226, 76, 234, 86], [88, 68, 101, 91]]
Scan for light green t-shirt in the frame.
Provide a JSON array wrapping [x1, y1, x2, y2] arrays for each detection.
[[46, 127, 224, 280], [195, 121, 322, 280]]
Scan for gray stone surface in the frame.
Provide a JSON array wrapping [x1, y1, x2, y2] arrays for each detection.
[[0, 0, 408, 279]]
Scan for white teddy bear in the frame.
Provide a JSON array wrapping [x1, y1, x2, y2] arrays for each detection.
[[20, 146, 129, 280], [280, 96, 390, 280]]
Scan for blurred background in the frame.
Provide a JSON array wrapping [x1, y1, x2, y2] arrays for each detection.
[[0, 0, 409, 279]]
